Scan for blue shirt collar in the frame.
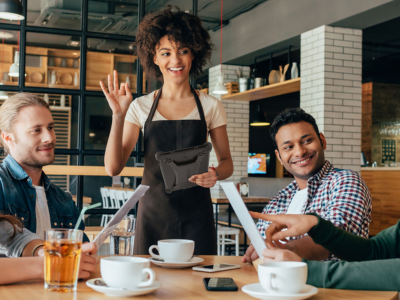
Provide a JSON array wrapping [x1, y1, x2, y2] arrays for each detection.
[[4, 154, 52, 191]]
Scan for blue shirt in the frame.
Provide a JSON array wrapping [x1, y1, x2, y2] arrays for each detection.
[[0, 155, 89, 242]]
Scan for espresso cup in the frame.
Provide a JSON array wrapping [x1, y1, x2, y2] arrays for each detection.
[[100, 257, 155, 289], [258, 261, 307, 295], [149, 239, 194, 263]]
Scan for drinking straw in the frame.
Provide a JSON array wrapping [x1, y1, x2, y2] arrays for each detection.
[[73, 202, 101, 232]]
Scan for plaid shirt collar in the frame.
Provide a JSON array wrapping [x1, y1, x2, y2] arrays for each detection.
[[279, 160, 334, 201]]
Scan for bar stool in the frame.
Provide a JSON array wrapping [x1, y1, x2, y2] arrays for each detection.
[[100, 188, 115, 226], [217, 225, 240, 256], [114, 190, 128, 207]]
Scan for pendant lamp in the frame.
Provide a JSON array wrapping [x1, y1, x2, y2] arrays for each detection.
[[213, 0, 228, 95], [0, 0, 24, 21], [8, 51, 19, 77], [214, 73, 227, 95], [250, 105, 270, 126]]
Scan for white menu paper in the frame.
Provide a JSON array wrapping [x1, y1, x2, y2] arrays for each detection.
[[93, 185, 149, 249], [220, 182, 267, 258]]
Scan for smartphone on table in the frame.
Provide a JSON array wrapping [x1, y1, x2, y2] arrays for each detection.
[[203, 277, 238, 291], [192, 264, 241, 273]]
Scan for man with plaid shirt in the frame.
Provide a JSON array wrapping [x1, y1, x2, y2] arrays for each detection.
[[243, 108, 372, 263]]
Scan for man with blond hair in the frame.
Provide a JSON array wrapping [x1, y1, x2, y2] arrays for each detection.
[[0, 93, 89, 256]]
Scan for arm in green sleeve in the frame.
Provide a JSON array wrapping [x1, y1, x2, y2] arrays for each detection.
[[307, 213, 400, 261], [305, 258, 400, 291]]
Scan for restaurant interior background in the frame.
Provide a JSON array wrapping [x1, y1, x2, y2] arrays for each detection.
[[0, 0, 400, 231]]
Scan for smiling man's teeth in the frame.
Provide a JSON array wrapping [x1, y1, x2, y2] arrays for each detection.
[[169, 67, 183, 71], [295, 157, 311, 164]]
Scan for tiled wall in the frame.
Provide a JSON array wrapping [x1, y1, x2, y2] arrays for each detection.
[[208, 64, 250, 186], [300, 25, 362, 172]]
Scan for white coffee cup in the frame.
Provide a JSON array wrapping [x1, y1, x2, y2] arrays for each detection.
[[258, 261, 307, 295], [100, 257, 155, 289], [149, 239, 194, 263]]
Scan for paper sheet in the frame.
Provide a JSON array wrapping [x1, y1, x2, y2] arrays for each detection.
[[93, 185, 149, 249], [220, 182, 267, 258]]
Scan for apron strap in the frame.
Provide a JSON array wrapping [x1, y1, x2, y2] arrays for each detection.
[[191, 86, 206, 122], [148, 87, 163, 121], [147, 86, 206, 122]]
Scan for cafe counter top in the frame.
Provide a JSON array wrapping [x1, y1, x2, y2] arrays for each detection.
[[0, 256, 397, 300], [361, 167, 400, 171], [360, 168, 400, 235]]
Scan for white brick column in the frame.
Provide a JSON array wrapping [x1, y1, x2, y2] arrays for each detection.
[[300, 25, 362, 172], [208, 64, 250, 188]]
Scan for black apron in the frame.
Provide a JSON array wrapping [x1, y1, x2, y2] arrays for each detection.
[[133, 87, 217, 255]]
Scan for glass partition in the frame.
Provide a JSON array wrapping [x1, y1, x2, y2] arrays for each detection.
[[25, 32, 81, 89], [27, 0, 82, 30], [0, 30, 20, 86], [88, 0, 139, 36], [86, 38, 138, 92]]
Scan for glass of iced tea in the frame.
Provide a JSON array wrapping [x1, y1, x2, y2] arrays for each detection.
[[44, 229, 83, 292]]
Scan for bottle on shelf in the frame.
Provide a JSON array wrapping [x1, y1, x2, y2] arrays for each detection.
[[74, 72, 79, 86], [291, 62, 299, 79]]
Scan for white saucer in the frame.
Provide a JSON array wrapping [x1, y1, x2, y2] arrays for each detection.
[[86, 278, 161, 297], [242, 283, 318, 300], [149, 256, 204, 268]]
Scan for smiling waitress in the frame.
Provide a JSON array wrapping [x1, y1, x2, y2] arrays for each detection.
[[100, 7, 233, 255]]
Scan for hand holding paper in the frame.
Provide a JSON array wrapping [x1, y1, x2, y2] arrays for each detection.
[[93, 185, 149, 249]]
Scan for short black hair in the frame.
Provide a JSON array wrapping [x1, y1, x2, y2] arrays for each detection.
[[270, 108, 321, 150]]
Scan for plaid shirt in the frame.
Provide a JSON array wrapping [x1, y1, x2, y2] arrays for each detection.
[[257, 161, 372, 246]]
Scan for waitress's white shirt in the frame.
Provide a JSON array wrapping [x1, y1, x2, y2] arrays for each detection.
[[125, 90, 227, 137]]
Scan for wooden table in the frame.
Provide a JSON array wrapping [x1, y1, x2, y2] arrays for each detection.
[[71, 195, 92, 204], [0, 256, 397, 300], [103, 186, 135, 191], [211, 191, 270, 204]]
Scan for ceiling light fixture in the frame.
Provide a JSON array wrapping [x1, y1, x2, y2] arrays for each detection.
[[0, 31, 13, 39], [8, 51, 19, 77], [250, 105, 270, 127], [0, 0, 24, 21], [67, 36, 80, 47], [213, 0, 228, 95], [9, 31, 19, 77]]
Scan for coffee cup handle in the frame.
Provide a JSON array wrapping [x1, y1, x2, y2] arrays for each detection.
[[149, 245, 162, 260], [268, 273, 277, 291], [138, 268, 155, 287]]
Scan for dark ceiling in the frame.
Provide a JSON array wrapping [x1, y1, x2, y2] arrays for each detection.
[[5, 0, 265, 53], [362, 16, 400, 84], [2, 0, 400, 85]]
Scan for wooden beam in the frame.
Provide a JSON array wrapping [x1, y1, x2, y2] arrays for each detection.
[[43, 165, 144, 177], [221, 78, 300, 101]]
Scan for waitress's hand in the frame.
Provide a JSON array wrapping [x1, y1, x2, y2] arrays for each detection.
[[100, 70, 133, 117], [189, 168, 218, 188]]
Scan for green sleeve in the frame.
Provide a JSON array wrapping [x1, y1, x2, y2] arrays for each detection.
[[305, 258, 400, 291], [307, 213, 400, 261]]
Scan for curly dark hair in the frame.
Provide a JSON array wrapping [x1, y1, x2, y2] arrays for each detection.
[[0, 213, 22, 241], [136, 6, 212, 79], [270, 108, 321, 150]]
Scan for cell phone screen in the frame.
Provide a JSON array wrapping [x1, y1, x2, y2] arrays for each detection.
[[201, 264, 236, 269], [203, 277, 238, 291]]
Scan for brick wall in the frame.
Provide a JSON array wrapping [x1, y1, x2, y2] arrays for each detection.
[[300, 25, 362, 172], [208, 64, 250, 187]]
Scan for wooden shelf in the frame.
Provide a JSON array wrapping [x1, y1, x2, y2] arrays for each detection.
[[221, 78, 300, 101], [48, 66, 79, 72], [42, 165, 144, 177]]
